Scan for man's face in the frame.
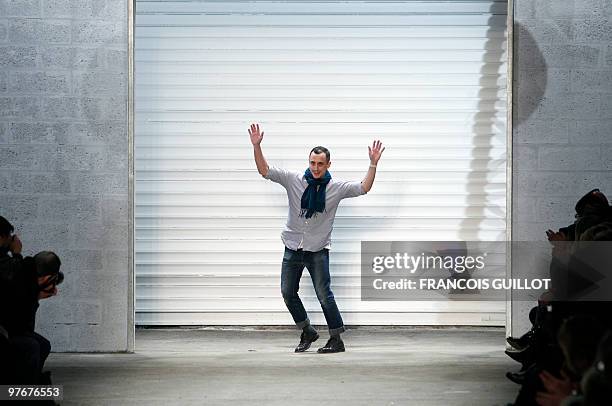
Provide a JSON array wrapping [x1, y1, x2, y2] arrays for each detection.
[[309, 152, 331, 179], [37, 275, 58, 300]]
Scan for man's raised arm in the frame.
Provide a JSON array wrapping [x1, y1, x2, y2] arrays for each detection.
[[361, 140, 385, 193], [249, 123, 269, 177]]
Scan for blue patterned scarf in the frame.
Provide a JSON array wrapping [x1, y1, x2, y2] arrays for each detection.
[[300, 168, 331, 219]]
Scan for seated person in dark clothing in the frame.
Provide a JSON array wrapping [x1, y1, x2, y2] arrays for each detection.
[[534, 316, 605, 406], [507, 189, 612, 406], [512, 316, 605, 406], [577, 332, 612, 406], [0, 216, 64, 384], [573, 189, 610, 239], [508, 190, 611, 353]]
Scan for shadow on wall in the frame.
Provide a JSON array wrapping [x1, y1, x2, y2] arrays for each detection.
[[457, 14, 547, 241], [514, 22, 548, 126]]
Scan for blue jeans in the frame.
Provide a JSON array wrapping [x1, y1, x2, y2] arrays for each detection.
[[280, 247, 345, 335]]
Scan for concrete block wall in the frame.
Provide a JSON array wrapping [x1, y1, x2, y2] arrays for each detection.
[[512, 0, 612, 332], [0, 0, 130, 352]]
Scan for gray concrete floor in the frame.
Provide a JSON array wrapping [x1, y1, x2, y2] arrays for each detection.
[[48, 327, 518, 406]]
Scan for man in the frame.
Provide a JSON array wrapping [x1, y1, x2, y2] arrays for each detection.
[[0, 216, 63, 384], [248, 123, 384, 353]]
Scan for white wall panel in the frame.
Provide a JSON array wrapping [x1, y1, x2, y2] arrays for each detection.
[[135, 0, 508, 326]]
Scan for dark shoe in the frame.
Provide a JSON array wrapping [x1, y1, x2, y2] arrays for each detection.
[[505, 370, 527, 385], [317, 336, 345, 353], [295, 330, 319, 352], [506, 330, 534, 351], [505, 347, 534, 364], [506, 336, 527, 351]]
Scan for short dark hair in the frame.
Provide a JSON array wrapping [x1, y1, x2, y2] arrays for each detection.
[[310, 146, 330, 163], [0, 216, 14, 237], [33, 251, 63, 285]]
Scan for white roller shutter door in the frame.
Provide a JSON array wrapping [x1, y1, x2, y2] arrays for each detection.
[[135, 0, 508, 326]]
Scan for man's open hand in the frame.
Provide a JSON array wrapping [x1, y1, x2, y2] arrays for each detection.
[[368, 140, 385, 165], [248, 123, 264, 146], [535, 370, 573, 406], [9, 234, 22, 255], [546, 229, 567, 243]]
